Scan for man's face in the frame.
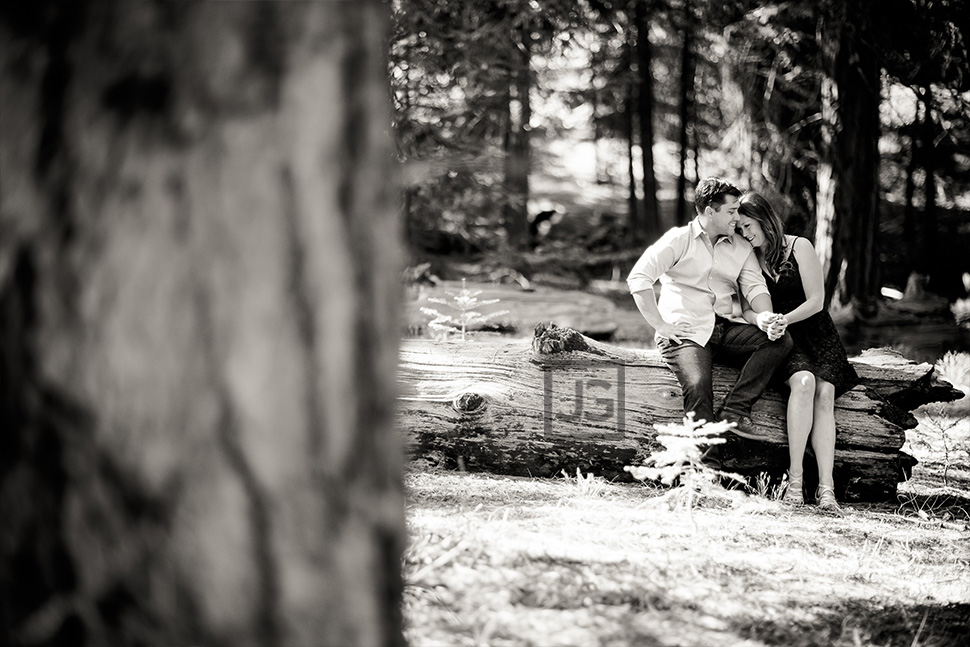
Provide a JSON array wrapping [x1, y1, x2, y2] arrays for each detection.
[[706, 196, 741, 238]]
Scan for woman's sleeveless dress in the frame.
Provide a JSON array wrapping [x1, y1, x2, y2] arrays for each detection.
[[765, 240, 859, 397]]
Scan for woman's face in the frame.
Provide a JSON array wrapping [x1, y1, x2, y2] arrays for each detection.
[[736, 215, 765, 248]]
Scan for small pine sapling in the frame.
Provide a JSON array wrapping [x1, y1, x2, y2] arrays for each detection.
[[625, 414, 747, 516], [935, 351, 970, 393], [420, 278, 509, 341], [920, 406, 969, 489]]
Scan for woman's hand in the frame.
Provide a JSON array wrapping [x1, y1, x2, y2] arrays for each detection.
[[767, 314, 789, 341]]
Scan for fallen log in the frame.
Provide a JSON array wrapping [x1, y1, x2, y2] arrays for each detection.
[[398, 323, 963, 502]]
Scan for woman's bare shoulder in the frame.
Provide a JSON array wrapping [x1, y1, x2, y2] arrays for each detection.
[[790, 235, 815, 255]]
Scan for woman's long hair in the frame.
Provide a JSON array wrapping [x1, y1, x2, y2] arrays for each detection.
[[738, 192, 790, 278]]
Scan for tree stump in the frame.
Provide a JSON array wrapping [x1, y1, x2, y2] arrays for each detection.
[[398, 323, 962, 502]]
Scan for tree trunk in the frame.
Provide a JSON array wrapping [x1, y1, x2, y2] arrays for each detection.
[[675, 0, 696, 226], [396, 31, 419, 253], [503, 18, 532, 251], [0, 3, 405, 646], [635, 0, 661, 244], [815, 0, 881, 314], [398, 324, 961, 502], [916, 88, 940, 288], [903, 98, 920, 256], [625, 84, 640, 236]]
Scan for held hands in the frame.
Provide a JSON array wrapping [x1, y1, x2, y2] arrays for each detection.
[[658, 315, 786, 344], [767, 316, 788, 341], [756, 311, 788, 341]]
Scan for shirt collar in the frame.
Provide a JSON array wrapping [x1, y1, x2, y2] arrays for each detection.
[[688, 218, 705, 238], [690, 218, 735, 245]]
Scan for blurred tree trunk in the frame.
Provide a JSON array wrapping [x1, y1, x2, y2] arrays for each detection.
[[915, 88, 940, 288], [0, 2, 405, 646], [503, 17, 532, 250], [815, 0, 881, 314], [635, 0, 661, 244], [675, 0, 696, 226], [395, 22, 419, 252], [626, 89, 640, 232], [624, 31, 639, 234], [903, 99, 920, 255]]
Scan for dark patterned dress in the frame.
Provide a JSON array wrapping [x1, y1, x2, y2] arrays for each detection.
[[765, 240, 860, 397]]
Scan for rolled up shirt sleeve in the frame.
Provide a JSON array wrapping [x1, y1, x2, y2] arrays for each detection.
[[737, 249, 771, 306], [627, 228, 682, 294]]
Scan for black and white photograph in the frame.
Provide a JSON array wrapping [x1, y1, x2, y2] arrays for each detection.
[[1, 1, 968, 645]]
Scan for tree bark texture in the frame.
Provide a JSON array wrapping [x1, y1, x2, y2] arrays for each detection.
[[815, 0, 882, 314], [502, 18, 532, 251], [398, 324, 961, 502], [0, 2, 405, 646]]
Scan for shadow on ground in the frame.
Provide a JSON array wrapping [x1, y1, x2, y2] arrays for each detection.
[[732, 599, 970, 647]]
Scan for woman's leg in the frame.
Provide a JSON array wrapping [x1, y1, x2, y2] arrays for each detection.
[[782, 371, 815, 502], [786, 371, 816, 478], [811, 379, 838, 489]]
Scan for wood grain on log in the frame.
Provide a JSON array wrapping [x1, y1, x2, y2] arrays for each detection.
[[398, 323, 962, 502]]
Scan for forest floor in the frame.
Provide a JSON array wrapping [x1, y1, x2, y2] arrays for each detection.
[[401, 368, 970, 647]]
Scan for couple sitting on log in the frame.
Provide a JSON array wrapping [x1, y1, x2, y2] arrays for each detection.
[[627, 177, 858, 512]]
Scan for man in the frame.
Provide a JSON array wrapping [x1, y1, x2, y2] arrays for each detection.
[[627, 177, 792, 438]]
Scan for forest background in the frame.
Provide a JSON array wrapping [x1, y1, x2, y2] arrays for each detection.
[[390, 0, 970, 342]]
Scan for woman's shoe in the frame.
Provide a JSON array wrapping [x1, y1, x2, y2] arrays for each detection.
[[816, 484, 842, 513], [781, 473, 803, 504]]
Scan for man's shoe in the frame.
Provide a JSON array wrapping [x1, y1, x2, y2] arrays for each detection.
[[718, 410, 762, 441]]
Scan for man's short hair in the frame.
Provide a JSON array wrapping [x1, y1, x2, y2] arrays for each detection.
[[694, 177, 742, 214]]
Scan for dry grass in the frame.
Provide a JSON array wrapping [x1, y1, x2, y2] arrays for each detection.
[[403, 391, 970, 646]]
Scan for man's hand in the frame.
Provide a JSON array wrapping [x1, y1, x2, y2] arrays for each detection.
[[655, 321, 694, 344], [756, 311, 788, 341], [755, 311, 777, 333]]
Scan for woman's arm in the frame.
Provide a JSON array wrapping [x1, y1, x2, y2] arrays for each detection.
[[781, 237, 825, 324], [740, 293, 784, 338]]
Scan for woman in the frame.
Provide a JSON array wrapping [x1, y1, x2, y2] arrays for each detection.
[[736, 192, 858, 512]]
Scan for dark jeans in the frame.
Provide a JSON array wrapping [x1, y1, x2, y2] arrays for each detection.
[[657, 317, 793, 425]]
